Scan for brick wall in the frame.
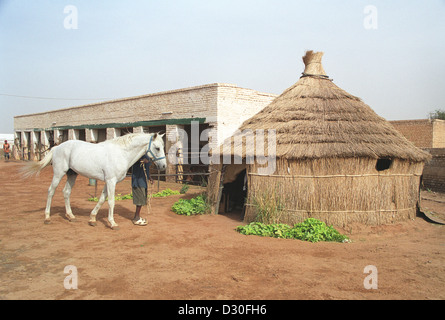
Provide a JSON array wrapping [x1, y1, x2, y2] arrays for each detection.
[[216, 84, 277, 144], [14, 83, 220, 132], [390, 120, 433, 148], [390, 119, 445, 148], [422, 148, 445, 193]]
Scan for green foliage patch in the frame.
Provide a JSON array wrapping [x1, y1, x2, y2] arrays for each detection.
[[152, 188, 180, 197], [236, 218, 349, 243], [171, 194, 209, 216], [88, 188, 180, 202]]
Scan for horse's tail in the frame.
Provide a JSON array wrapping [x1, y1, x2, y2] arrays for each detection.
[[20, 148, 54, 179]]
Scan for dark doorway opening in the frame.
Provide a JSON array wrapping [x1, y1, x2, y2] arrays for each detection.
[[221, 169, 247, 221]]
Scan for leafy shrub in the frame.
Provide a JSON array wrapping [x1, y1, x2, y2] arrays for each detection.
[[236, 218, 349, 243], [180, 184, 190, 194], [152, 188, 180, 197], [172, 194, 209, 216]]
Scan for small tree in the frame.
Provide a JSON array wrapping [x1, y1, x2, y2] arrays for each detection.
[[429, 109, 445, 120]]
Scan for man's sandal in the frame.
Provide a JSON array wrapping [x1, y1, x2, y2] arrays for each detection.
[[133, 218, 148, 226]]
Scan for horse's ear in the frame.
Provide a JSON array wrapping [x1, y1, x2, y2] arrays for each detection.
[[153, 132, 158, 139], [160, 133, 165, 138]]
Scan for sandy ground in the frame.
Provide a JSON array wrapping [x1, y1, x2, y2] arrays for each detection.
[[0, 160, 444, 300]]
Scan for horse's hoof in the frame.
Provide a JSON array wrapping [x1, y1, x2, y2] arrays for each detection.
[[88, 221, 97, 227], [44, 220, 51, 225], [111, 226, 120, 231], [65, 214, 76, 222]]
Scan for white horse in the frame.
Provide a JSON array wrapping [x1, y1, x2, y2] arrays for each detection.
[[22, 132, 167, 229]]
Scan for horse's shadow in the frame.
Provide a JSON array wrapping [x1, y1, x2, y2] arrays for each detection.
[[26, 204, 134, 227]]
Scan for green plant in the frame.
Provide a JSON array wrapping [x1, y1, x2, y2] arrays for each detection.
[[88, 188, 181, 202], [171, 194, 209, 216], [152, 188, 180, 197], [236, 218, 350, 243], [118, 193, 133, 200], [180, 183, 190, 194]]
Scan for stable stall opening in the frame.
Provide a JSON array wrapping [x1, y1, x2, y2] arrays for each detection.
[[172, 123, 211, 185]]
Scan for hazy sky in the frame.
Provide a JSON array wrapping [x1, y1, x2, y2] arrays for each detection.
[[1, 0, 444, 133]]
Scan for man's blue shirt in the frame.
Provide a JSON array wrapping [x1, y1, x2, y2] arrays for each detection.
[[131, 154, 151, 188]]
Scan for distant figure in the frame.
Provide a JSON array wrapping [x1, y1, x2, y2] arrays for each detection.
[[3, 140, 10, 161]]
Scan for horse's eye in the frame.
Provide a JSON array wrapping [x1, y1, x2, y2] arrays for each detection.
[[155, 147, 160, 151]]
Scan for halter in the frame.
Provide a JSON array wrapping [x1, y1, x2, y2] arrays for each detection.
[[147, 135, 166, 162]]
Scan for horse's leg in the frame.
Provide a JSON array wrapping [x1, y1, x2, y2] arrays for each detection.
[[106, 179, 119, 230], [44, 172, 64, 224], [63, 170, 78, 222], [89, 185, 107, 226]]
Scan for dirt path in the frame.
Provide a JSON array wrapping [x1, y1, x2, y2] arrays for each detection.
[[0, 161, 444, 300]]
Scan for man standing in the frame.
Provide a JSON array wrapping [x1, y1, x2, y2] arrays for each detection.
[[131, 154, 153, 226], [3, 140, 10, 161]]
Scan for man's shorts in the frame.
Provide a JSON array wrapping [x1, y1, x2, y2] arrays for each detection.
[[132, 187, 147, 206]]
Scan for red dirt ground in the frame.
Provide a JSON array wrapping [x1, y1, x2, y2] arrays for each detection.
[[0, 161, 444, 300]]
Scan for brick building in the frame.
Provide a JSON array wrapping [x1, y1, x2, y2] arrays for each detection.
[[390, 119, 445, 148], [14, 83, 277, 178], [390, 119, 445, 193]]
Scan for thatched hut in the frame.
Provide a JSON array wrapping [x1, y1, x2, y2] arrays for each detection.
[[207, 50, 431, 226]]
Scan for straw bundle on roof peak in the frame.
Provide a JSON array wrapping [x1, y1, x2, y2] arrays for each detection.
[[302, 50, 328, 77], [225, 50, 431, 162]]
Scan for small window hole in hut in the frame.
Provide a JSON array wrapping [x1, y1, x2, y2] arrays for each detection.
[[220, 169, 247, 221], [376, 158, 392, 171]]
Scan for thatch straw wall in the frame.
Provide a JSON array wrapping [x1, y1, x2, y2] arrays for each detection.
[[244, 158, 425, 226]]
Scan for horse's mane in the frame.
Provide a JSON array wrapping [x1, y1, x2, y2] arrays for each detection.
[[104, 133, 149, 147], [104, 132, 163, 147]]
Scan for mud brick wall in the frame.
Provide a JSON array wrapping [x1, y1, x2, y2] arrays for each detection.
[[422, 148, 445, 193], [390, 120, 433, 148], [390, 119, 445, 148]]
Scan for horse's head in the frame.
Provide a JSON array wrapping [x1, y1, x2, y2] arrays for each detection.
[[147, 133, 167, 171]]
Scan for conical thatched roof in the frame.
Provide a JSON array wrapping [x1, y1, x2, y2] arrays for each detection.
[[225, 51, 430, 162]]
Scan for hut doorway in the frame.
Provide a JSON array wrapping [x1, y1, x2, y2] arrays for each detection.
[[219, 165, 247, 221]]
